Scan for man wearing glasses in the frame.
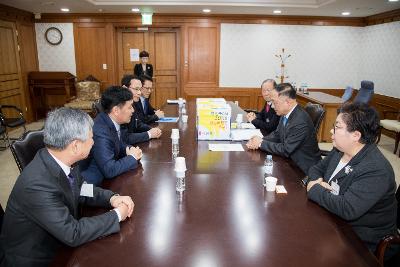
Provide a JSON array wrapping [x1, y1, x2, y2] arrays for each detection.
[[246, 79, 280, 135], [135, 74, 165, 124], [121, 75, 162, 144]]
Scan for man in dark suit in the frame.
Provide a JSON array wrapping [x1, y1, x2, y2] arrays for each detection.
[[247, 79, 280, 135], [80, 86, 143, 185], [246, 83, 321, 174], [134, 75, 165, 124], [120, 75, 162, 144], [0, 107, 134, 266]]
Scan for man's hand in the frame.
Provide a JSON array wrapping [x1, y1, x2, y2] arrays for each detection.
[[110, 195, 135, 219], [247, 112, 256, 122], [155, 110, 164, 118], [246, 136, 263, 150], [126, 146, 142, 160], [149, 127, 162, 139]]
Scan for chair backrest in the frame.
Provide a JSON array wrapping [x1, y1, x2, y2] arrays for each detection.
[[0, 203, 4, 230], [10, 129, 45, 172], [341, 86, 353, 102], [354, 80, 374, 104], [75, 81, 100, 101], [304, 103, 326, 134], [396, 184, 400, 229]]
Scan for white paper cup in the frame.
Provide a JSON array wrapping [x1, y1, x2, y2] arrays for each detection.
[[182, 115, 188, 123], [265, 176, 278, 192], [175, 157, 187, 172]]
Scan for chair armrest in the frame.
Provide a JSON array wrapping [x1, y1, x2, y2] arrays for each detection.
[[0, 105, 24, 118], [375, 234, 400, 265]]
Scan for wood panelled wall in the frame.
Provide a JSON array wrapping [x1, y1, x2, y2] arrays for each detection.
[[0, 4, 39, 122]]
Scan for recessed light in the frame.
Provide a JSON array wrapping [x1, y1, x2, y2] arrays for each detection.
[[60, 8, 69, 12], [131, 8, 140, 12], [388, 0, 399, 2], [273, 10, 282, 14], [203, 9, 211, 13], [341, 11, 351, 16]]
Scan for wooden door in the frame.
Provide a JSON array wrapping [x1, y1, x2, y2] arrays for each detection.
[[0, 20, 26, 118], [116, 28, 179, 108]]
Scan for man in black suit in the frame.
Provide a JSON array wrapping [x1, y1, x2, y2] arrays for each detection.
[[247, 79, 280, 135], [135, 75, 165, 124], [0, 107, 134, 266], [246, 83, 321, 174], [120, 75, 162, 144]]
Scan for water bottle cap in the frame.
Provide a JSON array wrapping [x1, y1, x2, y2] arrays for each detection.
[[267, 155, 272, 159]]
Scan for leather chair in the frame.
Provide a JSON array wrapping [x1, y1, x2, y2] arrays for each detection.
[[304, 103, 325, 134], [375, 185, 400, 266], [341, 86, 354, 103], [0, 116, 10, 150], [10, 129, 45, 172], [377, 110, 400, 157], [0, 105, 26, 140], [354, 80, 374, 105], [0, 203, 4, 230]]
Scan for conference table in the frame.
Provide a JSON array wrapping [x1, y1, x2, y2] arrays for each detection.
[[52, 101, 380, 267]]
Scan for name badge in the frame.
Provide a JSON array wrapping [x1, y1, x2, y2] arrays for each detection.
[[80, 183, 94, 197], [330, 180, 340, 196]]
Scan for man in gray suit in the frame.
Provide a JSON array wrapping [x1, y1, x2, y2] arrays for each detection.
[[247, 83, 321, 174], [0, 108, 134, 266]]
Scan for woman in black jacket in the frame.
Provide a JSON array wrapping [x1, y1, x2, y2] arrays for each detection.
[[134, 50, 153, 78]]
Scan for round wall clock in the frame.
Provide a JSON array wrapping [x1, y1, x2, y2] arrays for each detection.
[[45, 27, 63, 45]]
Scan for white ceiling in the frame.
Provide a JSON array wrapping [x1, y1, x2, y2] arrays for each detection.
[[2, 0, 400, 17]]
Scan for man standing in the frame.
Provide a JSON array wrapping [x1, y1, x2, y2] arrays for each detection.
[[0, 108, 134, 266], [80, 86, 143, 185], [135, 74, 164, 124], [247, 79, 280, 135], [246, 83, 321, 174]]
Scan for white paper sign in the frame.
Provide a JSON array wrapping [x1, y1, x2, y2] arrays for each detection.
[[130, 48, 139, 62], [80, 183, 94, 197]]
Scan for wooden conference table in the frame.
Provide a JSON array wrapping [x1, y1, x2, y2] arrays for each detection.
[[53, 101, 379, 267]]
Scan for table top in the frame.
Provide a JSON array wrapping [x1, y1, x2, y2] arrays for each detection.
[[52, 101, 379, 267], [297, 91, 343, 105]]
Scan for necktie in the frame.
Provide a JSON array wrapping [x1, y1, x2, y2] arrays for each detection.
[[283, 117, 288, 126], [266, 104, 270, 113], [117, 129, 121, 140], [144, 99, 148, 114], [67, 173, 75, 194]]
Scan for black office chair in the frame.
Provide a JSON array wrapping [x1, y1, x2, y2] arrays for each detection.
[[0, 203, 4, 230], [0, 116, 10, 150], [10, 129, 45, 172], [375, 185, 400, 266], [354, 80, 374, 105], [304, 103, 325, 134], [0, 105, 26, 140]]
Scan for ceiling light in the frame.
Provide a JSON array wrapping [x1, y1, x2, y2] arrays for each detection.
[[341, 11, 351, 16], [388, 0, 399, 2], [132, 8, 140, 12], [60, 8, 69, 12], [203, 9, 211, 13], [273, 10, 282, 14]]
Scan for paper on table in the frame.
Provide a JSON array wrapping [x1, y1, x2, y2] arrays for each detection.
[[231, 129, 263, 141], [167, 99, 187, 104], [209, 143, 245, 152], [276, 185, 287, 194], [156, 117, 179, 123], [240, 123, 256, 129]]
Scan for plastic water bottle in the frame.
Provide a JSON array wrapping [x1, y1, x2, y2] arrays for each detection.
[[176, 173, 185, 192], [264, 155, 273, 175], [181, 103, 187, 116], [172, 137, 179, 157]]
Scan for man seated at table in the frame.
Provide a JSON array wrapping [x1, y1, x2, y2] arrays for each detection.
[[246, 83, 321, 174], [135, 74, 165, 124], [306, 102, 399, 260], [121, 75, 162, 144], [0, 107, 134, 266], [80, 86, 142, 185], [246, 79, 280, 135]]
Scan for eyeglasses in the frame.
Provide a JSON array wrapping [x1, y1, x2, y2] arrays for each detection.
[[142, 86, 152, 91], [130, 86, 141, 92], [332, 123, 344, 134]]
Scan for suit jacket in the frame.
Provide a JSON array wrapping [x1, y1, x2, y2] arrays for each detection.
[[134, 99, 159, 124], [134, 63, 153, 78], [0, 148, 119, 266], [251, 102, 280, 135], [307, 144, 398, 250], [80, 112, 139, 185], [122, 111, 151, 145], [260, 105, 321, 174]]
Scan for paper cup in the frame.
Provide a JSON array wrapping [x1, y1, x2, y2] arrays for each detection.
[[265, 176, 278, 192], [182, 115, 188, 123]]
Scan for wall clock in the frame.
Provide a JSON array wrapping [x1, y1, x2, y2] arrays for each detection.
[[45, 27, 63, 45]]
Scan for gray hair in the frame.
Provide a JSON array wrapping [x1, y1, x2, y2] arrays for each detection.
[[44, 107, 93, 150], [260, 79, 277, 89]]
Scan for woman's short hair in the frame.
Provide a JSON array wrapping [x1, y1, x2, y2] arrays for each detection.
[[339, 102, 380, 144], [139, 50, 149, 58], [101, 86, 133, 113], [44, 107, 93, 150]]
